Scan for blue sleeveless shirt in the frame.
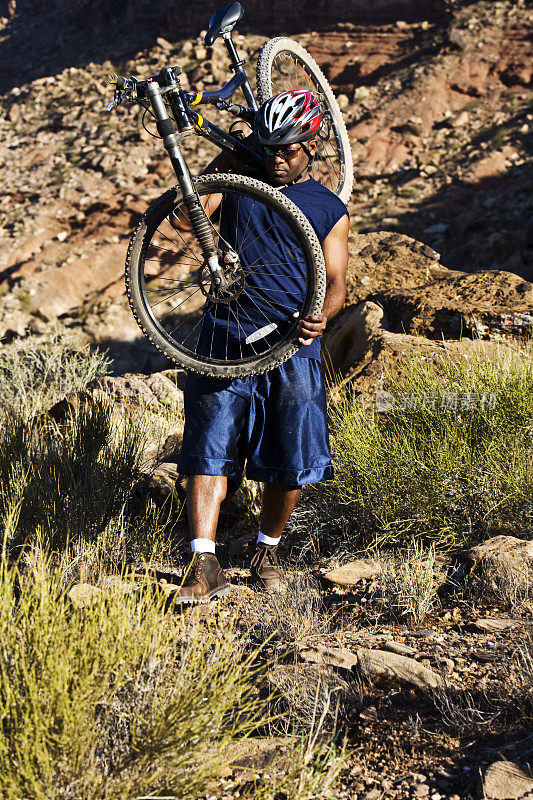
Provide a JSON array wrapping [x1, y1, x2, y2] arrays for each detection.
[[197, 177, 348, 362]]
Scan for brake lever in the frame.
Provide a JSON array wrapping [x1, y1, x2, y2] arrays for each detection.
[[106, 74, 139, 112], [106, 92, 122, 112]]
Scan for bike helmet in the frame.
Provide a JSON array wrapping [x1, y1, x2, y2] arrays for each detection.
[[254, 90, 322, 146]]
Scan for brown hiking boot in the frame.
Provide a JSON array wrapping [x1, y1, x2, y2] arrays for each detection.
[[249, 544, 284, 592], [174, 552, 231, 606]]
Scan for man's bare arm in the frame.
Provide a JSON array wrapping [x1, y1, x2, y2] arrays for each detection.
[[297, 213, 349, 345]]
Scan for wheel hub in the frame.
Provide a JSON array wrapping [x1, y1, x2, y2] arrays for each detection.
[[199, 251, 244, 304]]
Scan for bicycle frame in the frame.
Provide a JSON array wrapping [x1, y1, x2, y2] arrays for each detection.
[[172, 33, 261, 169], [109, 31, 263, 288]]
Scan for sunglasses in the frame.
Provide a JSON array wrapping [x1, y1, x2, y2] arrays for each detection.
[[261, 144, 303, 160]]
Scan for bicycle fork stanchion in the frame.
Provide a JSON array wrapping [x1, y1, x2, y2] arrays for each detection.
[[146, 80, 227, 289]]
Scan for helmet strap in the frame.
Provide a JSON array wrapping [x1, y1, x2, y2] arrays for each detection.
[[286, 142, 314, 185]]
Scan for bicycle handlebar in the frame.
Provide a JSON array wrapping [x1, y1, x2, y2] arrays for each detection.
[[107, 70, 256, 133]]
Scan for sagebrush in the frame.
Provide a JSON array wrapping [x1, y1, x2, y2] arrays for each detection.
[[324, 340, 533, 550]]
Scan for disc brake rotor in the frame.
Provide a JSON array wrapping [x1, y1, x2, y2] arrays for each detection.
[[199, 256, 245, 304]]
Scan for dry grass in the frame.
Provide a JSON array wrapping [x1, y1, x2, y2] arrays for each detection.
[[0, 328, 108, 419], [431, 682, 501, 733], [248, 574, 361, 745], [324, 341, 533, 550], [267, 662, 362, 737], [516, 627, 533, 719], [0, 397, 147, 556], [247, 734, 347, 800], [252, 572, 330, 648], [0, 546, 348, 800], [0, 546, 265, 800], [377, 542, 441, 624]]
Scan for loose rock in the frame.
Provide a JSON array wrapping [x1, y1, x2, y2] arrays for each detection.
[[357, 648, 443, 690], [383, 640, 417, 657], [320, 559, 381, 587], [482, 761, 533, 800], [67, 583, 102, 608]]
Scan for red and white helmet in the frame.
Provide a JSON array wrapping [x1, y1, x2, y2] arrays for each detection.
[[254, 90, 322, 146]]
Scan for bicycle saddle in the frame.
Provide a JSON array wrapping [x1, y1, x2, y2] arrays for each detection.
[[204, 2, 244, 46]]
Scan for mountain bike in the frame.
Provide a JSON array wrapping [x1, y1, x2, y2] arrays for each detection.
[[107, 1, 353, 377]]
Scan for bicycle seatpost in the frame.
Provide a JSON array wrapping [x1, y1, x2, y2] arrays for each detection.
[[146, 79, 226, 288], [222, 31, 258, 111]]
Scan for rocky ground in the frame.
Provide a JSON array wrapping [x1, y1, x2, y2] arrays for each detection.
[[46, 364, 531, 799], [0, 0, 531, 374], [65, 461, 533, 800], [0, 1, 532, 797]]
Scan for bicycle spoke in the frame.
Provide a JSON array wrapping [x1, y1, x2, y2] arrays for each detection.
[[239, 197, 257, 251], [238, 285, 284, 327], [245, 284, 294, 317], [144, 275, 198, 291], [239, 216, 300, 254], [147, 286, 197, 309], [179, 313, 205, 346], [156, 285, 203, 319], [147, 241, 199, 262], [158, 224, 202, 265], [227, 303, 251, 358], [209, 295, 218, 358], [167, 306, 204, 336]]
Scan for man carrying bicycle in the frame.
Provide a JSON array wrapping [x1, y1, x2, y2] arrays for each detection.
[[174, 90, 349, 604]]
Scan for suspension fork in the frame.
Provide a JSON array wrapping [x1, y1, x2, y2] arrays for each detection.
[[146, 81, 226, 288]]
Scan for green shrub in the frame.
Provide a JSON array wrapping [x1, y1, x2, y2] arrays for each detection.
[[0, 548, 262, 800], [325, 341, 533, 550], [0, 329, 108, 419], [0, 399, 145, 553]]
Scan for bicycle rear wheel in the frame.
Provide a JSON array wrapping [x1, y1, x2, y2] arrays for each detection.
[[256, 37, 353, 205], [125, 173, 325, 378]]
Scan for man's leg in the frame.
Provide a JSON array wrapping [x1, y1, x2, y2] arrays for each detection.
[[187, 474, 228, 544], [260, 483, 301, 539], [246, 357, 333, 590], [173, 475, 230, 605], [174, 370, 251, 605], [249, 483, 302, 591]]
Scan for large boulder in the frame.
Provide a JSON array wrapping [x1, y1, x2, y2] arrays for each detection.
[[341, 235, 532, 341], [344, 232, 450, 308], [366, 269, 533, 340]]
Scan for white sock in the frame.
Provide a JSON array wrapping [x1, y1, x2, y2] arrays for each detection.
[[190, 538, 216, 554], [257, 531, 281, 547]]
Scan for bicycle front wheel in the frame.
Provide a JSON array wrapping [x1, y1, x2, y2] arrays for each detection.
[[256, 37, 353, 205], [125, 173, 326, 378]]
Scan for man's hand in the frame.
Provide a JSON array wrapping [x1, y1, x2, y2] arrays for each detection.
[[296, 312, 327, 345]]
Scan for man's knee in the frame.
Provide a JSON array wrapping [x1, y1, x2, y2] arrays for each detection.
[[187, 474, 228, 504]]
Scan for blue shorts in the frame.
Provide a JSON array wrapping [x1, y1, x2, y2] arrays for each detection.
[[176, 356, 333, 487]]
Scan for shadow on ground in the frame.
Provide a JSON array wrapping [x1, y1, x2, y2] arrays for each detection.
[[0, 0, 454, 92]]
